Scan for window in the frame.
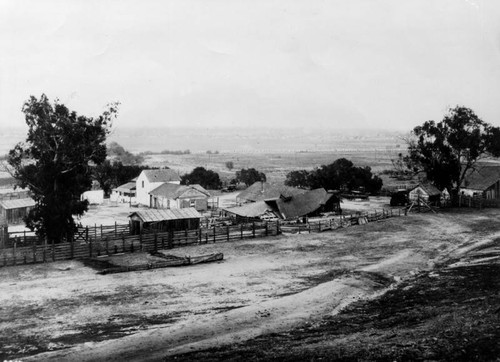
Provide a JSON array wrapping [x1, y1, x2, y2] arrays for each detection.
[[142, 181, 144, 188], [190, 200, 196, 207]]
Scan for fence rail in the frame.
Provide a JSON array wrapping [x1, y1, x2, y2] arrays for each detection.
[[0, 209, 405, 268]]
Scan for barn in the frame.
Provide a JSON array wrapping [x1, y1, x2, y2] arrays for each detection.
[[224, 188, 340, 222], [236, 182, 307, 203], [0, 198, 35, 225], [461, 166, 500, 199], [128, 208, 201, 234]]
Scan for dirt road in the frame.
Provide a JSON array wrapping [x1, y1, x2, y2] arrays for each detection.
[[1, 208, 497, 361]]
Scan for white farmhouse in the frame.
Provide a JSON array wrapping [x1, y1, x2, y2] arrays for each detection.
[[136, 169, 181, 206]]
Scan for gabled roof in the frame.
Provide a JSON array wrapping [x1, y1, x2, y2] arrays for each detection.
[[461, 165, 500, 191], [114, 182, 136, 192], [237, 182, 307, 202], [141, 169, 181, 183], [274, 188, 334, 220], [410, 183, 441, 196], [128, 208, 201, 222], [223, 201, 277, 218], [149, 183, 210, 199], [0, 198, 36, 210], [225, 188, 336, 220]]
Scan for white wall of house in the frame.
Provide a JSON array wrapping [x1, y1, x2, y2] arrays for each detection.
[[461, 188, 481, 197], [110, 190, 137, 204], [136, 172, 181, 206], [151, 195, 208, 211]]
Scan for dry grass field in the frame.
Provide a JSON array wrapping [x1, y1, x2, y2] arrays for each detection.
[[1, 208, 499, 361]]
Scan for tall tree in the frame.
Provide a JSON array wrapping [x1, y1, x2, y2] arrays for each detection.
[[407, 106, 500, 193], [284, 170, 311, 189], [8, 95, 118, 243], [181, 167, 222, 189], [93, 160, 147, 196], [284, 158, 383, 194], [235, 168, 266, 186]]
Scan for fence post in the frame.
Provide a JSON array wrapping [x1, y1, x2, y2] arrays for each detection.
[[265, 221, 268, 236], [252, 222, 255, 238], [139, 231, 143, 252], [308, 223, 311, 234], [89, 237, 93, 258], [318, 221, 321, 232], [213, 225, 216, 243], [100, 224, 103, 242], [115, 221, 117, 238], [227, 225, 230, 242], [241, 224, 244, 239], [277, 220, 280, 235], [24, 230, 26, 244], [122, 234, 126, 252], [198, 228, 202, 244], [51, 238, 55, 262], [13, 238, 17, 266], [33, 237, 37, 263], [154, 231, 158, 252], [105, 237, 109, 256], [86, 226, 89, 242], [70, 232, 74, 259], [166, 230, 171, 249]]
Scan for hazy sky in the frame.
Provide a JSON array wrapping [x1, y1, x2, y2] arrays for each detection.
[[1, 0, 500, 131]]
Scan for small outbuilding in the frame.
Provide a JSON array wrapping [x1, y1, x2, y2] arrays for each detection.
[[128, 207, 201, 234], [0, 198, 35, 225], [81, 190, 104, 205], [111, 182, 137, 204], [408, 183, 441, 205]]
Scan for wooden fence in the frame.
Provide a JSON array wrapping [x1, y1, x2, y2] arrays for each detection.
[[0, 208, 405, 268], [0, 221, 280, 267], [456, 195, 500, 209]]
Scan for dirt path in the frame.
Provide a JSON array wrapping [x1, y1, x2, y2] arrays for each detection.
[[3, 209, 497, 361]]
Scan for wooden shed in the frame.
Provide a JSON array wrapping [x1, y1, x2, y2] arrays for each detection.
[[409, 183, 441, 205], [0, 198, 35, 225], [128, 208, 201, 234]]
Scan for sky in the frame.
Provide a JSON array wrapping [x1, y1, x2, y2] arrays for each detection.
[[1, 0, 500, 132]]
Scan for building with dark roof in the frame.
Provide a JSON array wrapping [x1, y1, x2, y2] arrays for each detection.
[[236, 182, 307, 203], [224, 188, 340, 221], [461, 165, 500, 199]]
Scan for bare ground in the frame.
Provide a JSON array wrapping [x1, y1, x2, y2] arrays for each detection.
[[1, 208, 499, 361]]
